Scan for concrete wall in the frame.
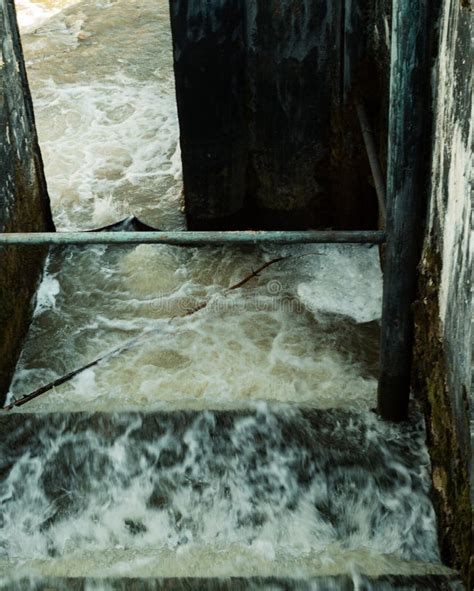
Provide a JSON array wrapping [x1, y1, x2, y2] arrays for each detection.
[[413, 0, 472, 585], [170, 0, 379, 230], [0, 0, 54, 403]]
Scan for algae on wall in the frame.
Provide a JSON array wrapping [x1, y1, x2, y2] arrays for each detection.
[[413, 0, 472, 586], [0, 0, 54, 403]]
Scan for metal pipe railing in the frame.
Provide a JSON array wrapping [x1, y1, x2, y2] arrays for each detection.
[[0, 230, 386, 246]]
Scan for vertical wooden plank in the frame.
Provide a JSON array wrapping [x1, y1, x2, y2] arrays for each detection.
[[170, 1, 351, 230], [246, 0, 342, 229], [378, 0, 432, 421], [169, 0, 248, 229]]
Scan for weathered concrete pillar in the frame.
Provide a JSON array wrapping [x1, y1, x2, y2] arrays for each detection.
[[412, 1, 472, 585], [0, 0, 54, 403]]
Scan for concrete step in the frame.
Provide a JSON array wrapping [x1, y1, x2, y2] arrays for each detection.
[[0, 571, 463, 591], [0, 546, 461, 588]]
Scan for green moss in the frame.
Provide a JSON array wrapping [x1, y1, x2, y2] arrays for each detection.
[[413, 245, 473, 588]]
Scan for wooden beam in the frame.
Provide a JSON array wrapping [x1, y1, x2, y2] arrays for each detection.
[[378, 0, 432, 421]]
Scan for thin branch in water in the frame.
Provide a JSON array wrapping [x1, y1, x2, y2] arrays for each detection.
[[227, 257, 286, 290]]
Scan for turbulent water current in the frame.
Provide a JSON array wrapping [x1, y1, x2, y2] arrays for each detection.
[[0, 1, 456, 589]]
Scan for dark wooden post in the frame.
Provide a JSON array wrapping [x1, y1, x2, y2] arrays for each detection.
[[169, 1, 353, 231], [169, 0, 248, 230], [245, 0, 342, 229], [378, 0, 433, 421]]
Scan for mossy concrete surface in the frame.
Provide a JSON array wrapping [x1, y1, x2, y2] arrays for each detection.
[[0, 0, 54, 404], [414, 249, 472, 588], [413, 1, 472, 587]]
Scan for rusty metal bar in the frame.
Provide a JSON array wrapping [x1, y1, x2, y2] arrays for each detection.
[[0, 230, 386, 246]]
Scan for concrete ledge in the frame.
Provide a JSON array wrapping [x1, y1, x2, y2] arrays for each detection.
[[0, 574, 462, 591]]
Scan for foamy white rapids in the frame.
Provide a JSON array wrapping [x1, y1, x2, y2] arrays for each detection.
[[31, 76, 182, 229], [0, 409, 441, 577], [17, 0, 182, 230], [15, 0, 79, 33]]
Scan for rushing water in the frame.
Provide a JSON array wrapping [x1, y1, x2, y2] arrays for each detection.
[[0, 1, 454, 588]]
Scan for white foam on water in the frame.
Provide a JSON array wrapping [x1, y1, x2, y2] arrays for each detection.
[[297, 246, 383, 324], [31, 75, 181, 229], [15, 1, 78, 33], [0, 409, 440, 574], [34, 269, 60, 314]]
